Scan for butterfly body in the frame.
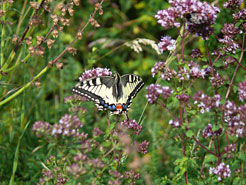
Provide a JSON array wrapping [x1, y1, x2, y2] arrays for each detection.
[[72, 72, 144, 115]]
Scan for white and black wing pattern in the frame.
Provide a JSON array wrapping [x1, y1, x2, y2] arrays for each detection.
[[72, 73, 144, 114], [120, 74, 144, 109]]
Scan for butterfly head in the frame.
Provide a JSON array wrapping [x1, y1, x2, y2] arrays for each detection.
[[114, 72, 121, 79]]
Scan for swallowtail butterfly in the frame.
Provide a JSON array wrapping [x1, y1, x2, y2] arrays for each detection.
[[72, 72, 144, 115]]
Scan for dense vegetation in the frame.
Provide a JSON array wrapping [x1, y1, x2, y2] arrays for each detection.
[[1, 0, 246, 184]]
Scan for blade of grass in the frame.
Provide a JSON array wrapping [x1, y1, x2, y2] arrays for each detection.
[[9, 121, 30, 185]]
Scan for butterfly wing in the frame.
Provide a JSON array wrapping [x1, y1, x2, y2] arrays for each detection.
[[120, 74, 144, 110], [72, 76, 116, 110]]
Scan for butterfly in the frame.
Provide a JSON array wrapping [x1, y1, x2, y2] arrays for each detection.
[[72, 72, 144, 117]]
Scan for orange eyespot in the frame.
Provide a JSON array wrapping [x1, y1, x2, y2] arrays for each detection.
[[116, 104, 122, 110]]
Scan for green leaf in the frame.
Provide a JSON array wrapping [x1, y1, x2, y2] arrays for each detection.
[[238, 151, 246, 162], [204, 154, 217, 163], [185, 130, 194, 138]]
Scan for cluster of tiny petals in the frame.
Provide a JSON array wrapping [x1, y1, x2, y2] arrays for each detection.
[[169, 119, 181, 128], [191, 48, 202, 58], [93, 127, 104, 136], [202, 124, 223, 138], [134, 140, 150, 154], [67, 163, 86, 178], [158, 36, 176, 53], [221, 23, 242, 37], [79, 67, 112, 81], [188, 61, 208, 79], [51, 114, 86, 138], [223, 0, 243, 8], [224, 143, 237, 158], [146, 84, 173, 104], [238, 81, 246, 102], [223, 100, 246, 137], [210, 73, 224, 88], [32, 121, 51, 137], [161, 67, 177, 81], [238, 104, 246, 122], [120, 119, 142, 135], [233, 9, 246, 20], [155, 0, 219, 37], [151, 61, 165, 77], [219, 36, 239, 54], [209, 163, 231, 181], [193, 91, 221, 113], [124, 170, 140, 182], [177, 67, 190, 81], [176, 93, 190, 103]]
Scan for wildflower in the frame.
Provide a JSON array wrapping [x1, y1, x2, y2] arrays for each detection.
[[151, 61, 165, 77], [158, 36, 176, 53], [219, 36, 239, 54], [124, 170, 140, 183], [146, 84, 173, 104], [73, 153, 87, 161], [221, 23, 242, 37], [93, 127, 104, 136], [209, 163, 231, 181], [238, 81, 246, 102], [233, 9, 246, 20], [161, 67, 177, 81], [32, 121, 51, 137], [169, 119, 181, 128], [210, 73, 224, 88], [224, 143, 236, 158], [135, 140, 150, 154], [177, 67, 190, 81], [224, 0, 243, 8], [67, 164, 86, 178], [120, 120, 142, 135], [86, 158, 104, 168], [191, 48, 202, 58], [176, 93, 190, 103], [78, 67, 112, 81]]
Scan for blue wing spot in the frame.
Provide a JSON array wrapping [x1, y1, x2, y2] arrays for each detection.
[[104, 103, 108, 108], [122, 104, 126, 111], [100, 100, 105, 105], [108, 105, 112, 110], [111, 104, 116, 111]]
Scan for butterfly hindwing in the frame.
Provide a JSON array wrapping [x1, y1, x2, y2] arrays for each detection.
[[120, 74, 144, 109]]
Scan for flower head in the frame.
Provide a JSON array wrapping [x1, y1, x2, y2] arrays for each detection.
[[78, 67, 112, 81], [158, 36, 176, 53], [209, 163, 231, 181]]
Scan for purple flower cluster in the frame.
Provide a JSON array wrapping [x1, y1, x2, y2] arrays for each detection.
[[161, 67, 177, 81], [86, 158, 104, 168], [124, 170, 140, 182], [51, 114, 86, 138], [224, 0, 243, 8], [210, 73, 224, 88], [146, 84, 173, 104], [78, 67, 112, 81], [209, 163, 231, 181], [120, 120, 142, 135], [191, 48, 202, 58], [93, 127, 104, 136], [221, 23, 242, 36], [158, 36, 176, 53], [193, 91, 221, 114], [155, 0, 219, 30], [223, 101, 246, 138], [67, 164, 86, 179], [238, 81, 246, 102], [134, 140, 150, 154], [188, 61, 208, 79], [218, 36, 239, 54], [202, 124, 223, 138], [224, 143, 237, 158], [169, 119, 181, 128], [233, 9, 246, 20], [176, 93, 190, 103], [32, 121, 51, 137], [151, 61, 165, 77]]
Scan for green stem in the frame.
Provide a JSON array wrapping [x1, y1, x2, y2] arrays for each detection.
[[0, 66, 49, 106], [1, 2, 7, 66]]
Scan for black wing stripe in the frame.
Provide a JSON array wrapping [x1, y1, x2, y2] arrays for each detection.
[[72, 87, 103, 103]]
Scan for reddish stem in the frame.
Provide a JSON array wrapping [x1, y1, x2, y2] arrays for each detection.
[[192, 136, 217, 156]]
